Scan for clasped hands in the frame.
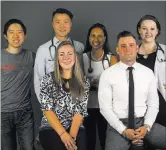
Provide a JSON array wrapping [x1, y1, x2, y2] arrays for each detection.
[[122, 126, 148, 144], [60, 132, 77, 150]]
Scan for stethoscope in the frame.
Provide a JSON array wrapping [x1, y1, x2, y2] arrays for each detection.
[[156, 43, 166, 62], [137, 42, 166, 62], [88, 52, 110, 73], [48, 38, 74, 61]]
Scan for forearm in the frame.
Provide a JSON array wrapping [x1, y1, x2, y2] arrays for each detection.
[[44, 110, 66, 136], [144, 77, 159, 127], [69, 113, 83, 137]]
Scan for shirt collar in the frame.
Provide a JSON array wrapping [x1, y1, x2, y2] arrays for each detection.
[[119, 61, 138, 70], [53, 36, 71, 46]]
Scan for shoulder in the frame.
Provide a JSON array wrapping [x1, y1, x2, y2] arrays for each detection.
[[136, 62, 154, 75], [22, 49, 35, 57], [41, 72, 54, 84], [37, 39, 52, 53], [73, 40, 84, 53], [73, 40, 84, 47], [101, 63, 119, 77], [83, 52, 89, 59], [159, 43, 166, 51]]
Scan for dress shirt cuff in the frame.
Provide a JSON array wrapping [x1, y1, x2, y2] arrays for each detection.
[[144, 119, 154, 128], [116, 124, 127, 134]]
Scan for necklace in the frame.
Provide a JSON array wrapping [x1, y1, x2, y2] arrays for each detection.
[[139, 43, 157, 59], [91, 51, 104, 61]]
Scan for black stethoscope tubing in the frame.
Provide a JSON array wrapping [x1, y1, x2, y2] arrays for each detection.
[[137, 42, 165, 62], [88, 52, 110, 73], [48, 38, 74, 61]]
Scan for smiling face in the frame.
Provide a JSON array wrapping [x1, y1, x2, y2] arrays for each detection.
[[89, 27, 105, 50], [138, 20, 158, 43], [52, 13, 72, 41], [116, 36, 138, 64], [4, 23, 25, 49], [58, 44, 75, 71]]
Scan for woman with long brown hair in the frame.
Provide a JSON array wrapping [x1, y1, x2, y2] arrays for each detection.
[[39, 41, 90, 150]]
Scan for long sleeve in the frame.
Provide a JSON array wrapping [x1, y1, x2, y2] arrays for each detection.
[[98, 71, 127, 134], [40, 73, 54, 111], [144, 74, 159, 127], [74, 77, 90, 118], [34, 46, 46, 103]]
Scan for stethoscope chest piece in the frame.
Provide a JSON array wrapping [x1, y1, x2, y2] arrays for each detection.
[[88, 68, 93, 73]]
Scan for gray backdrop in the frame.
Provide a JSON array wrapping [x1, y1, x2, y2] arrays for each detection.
[[1, 1, 166, 53], [1, 1, 166, 150]]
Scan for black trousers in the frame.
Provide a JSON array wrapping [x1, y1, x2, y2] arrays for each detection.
[[39, 127, 86, 150], [155, 91, 166, 127], [83, 108, 107, 150]]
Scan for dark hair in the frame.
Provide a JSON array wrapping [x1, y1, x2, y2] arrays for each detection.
[[3, 19, 26, 36], [84, 23, 109, 54], [117, 31, 136, 43], [52, 8, 73, 21], [136, 15, 161, 39]]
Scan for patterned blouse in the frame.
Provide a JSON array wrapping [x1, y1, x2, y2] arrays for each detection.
[[39, 72, 90, 130]]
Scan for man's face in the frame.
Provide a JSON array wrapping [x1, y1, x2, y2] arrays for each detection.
[[4, 23, 25, 49], [89, 27, 105, 50], [52, 13, 72, 40], [116, 36, 138, 63]]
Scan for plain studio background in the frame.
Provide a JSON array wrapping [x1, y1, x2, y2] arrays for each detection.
[[1, 1, 166, 150]]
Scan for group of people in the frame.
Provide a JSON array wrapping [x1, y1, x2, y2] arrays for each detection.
[[1, 8, 166, 150]]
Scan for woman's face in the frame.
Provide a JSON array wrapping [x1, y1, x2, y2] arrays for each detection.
[[138, 20, 159, 43], [58, 44, 75, 71], [89, 27, 106, 50]]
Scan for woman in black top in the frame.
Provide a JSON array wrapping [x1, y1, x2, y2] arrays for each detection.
[[136, 15, 166, 127], [39, 41, 90, 150]]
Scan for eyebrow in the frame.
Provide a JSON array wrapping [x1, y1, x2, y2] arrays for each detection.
[[59, 51, 73, 54], [8, 29, 23, 31], [54, 19, 70, 21]]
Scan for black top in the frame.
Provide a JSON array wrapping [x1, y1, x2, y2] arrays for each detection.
[[137, 52, 157, 72]]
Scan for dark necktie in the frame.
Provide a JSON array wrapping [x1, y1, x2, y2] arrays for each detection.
[[128, 67, 135, 129]]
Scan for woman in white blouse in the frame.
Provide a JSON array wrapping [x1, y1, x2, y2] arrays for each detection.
[[83, 23, 118, 150], [39, 41, 90, 150]]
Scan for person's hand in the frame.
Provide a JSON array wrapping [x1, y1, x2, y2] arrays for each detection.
[[60, 132, 77, 150], [132, 137, 144, 145], [134, 126, 147, 140], [122, 129, 136, 140], [163, 83, 166, 89]]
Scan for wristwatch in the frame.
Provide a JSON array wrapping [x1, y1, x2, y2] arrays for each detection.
[[144, 124, 151, 133]]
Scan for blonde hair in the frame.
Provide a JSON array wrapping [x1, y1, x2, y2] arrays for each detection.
[[54, 41, 84, 98]]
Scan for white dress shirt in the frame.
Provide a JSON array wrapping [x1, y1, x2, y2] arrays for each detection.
[[98, 61, 159, 134]]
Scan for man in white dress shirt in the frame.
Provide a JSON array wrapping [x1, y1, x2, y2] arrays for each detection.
[[34, 8, 84, 103], [98, 31, 166, 150]]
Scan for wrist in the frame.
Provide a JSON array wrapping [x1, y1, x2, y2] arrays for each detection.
[[72, 136, 76, 141], [144, 124, 151, 133], [59, 131, 66, 137], [122, 129, 127, 138]]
